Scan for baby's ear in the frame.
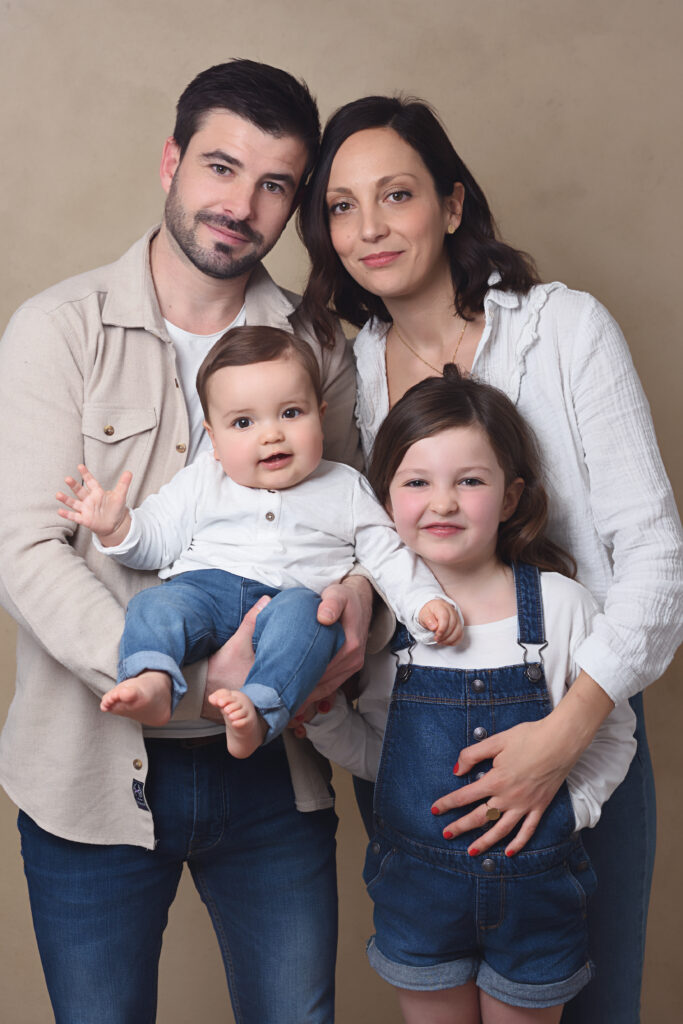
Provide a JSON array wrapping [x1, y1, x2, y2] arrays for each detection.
[[319, 401, 328, 419], [203, 420, 219, 460]]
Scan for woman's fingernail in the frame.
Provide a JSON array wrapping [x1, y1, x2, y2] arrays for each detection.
[[469, 848, 479, 857], [293, 713, 305, 722], [431, 805, 440, 815], [453, 761, 459, 774], [443, 830, 453, 839], [318, 699, 331, 713], [505, 849, 515, 857]]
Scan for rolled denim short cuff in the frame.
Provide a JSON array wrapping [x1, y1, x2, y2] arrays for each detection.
[[477, 958, 595, 1009], [117, 651, 186, 712], [366, 936, 477, 991]]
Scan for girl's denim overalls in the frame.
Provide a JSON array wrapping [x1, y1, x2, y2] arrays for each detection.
[[364, 563, 597, 1007]]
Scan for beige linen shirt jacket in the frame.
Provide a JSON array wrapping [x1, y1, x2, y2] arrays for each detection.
[[0, 228, 361, 849]]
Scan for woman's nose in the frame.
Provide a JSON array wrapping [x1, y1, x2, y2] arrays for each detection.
[[359, 205, 389, 242]]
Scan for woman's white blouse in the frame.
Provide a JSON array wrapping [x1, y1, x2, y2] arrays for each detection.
[[353, 279, 683, 704]]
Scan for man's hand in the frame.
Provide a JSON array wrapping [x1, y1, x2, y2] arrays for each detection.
[[56, 463, 132, 546], [201, 595, 270, 721], [307, 575, 374, 703], [419, 598, 464, 645]]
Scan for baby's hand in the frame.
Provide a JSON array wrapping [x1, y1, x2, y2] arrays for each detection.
[[419, 599, 464, 645], [56, 463, 133, 546]]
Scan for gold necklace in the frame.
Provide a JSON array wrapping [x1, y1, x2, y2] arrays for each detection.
[[392, 318, 467, 375]]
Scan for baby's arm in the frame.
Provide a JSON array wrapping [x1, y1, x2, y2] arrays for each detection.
[[418, 599, 464, 645], [56, 463, 132, 546]]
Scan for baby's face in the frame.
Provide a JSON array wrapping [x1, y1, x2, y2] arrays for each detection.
[[203, 356, 325, 490]]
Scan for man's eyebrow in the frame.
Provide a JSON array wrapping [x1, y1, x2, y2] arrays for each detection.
[[200, 150, 296, 190]]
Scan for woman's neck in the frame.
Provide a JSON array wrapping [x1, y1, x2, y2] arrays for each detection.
[[427, 557, 517, 626]]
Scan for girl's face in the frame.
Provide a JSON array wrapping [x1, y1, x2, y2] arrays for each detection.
[[388, 425, 523, 578], [325, 127, 463, 304]]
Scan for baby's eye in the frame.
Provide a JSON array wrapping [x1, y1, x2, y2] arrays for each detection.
[[232, 417, 253, 429], [282, 407, 302, 419]]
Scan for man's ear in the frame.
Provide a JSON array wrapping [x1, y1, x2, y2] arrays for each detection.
[[500, 477, 525, 522], [160, 137, 181, 195]]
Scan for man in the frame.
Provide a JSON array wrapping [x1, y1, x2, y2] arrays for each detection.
[[0, 60, 371, 1024]]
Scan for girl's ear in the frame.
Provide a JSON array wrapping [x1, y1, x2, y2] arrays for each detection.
[[500, 477, 524, 522]]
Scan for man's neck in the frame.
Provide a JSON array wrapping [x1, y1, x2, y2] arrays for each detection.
[[150, 224, 251, 334]]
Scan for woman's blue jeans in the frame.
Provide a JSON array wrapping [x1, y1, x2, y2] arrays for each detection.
[[18, 735, 338, 1024]]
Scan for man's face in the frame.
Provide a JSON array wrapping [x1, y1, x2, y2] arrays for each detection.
[[161, 109, 308, 280]]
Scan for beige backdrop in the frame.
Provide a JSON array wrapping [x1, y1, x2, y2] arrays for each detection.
[[1, 1, 681, 1021]]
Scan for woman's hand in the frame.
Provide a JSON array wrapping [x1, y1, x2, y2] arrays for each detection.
[[307, 574, 374, 702], [431, 671, 614, 855]]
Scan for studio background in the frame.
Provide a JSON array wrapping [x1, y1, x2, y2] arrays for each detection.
[[0, 1, 680, 1020]]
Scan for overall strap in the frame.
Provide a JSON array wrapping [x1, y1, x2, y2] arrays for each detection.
[[512, 562, 548, 683]]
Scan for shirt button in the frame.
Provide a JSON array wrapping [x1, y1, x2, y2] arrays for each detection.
[[473, 726, 488, 741], [482, 857, 495, 873], [133, 759, 143, 770], [103, 425, 115, 436], [472, 678, 485, 692], [175, 443, 187, 453], [265, 511, 275, 522]]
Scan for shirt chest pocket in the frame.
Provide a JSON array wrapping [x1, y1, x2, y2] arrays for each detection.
[[82, 405, 158, 484]]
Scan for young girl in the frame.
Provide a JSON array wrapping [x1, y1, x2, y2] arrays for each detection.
[[304, 367, 636, 1024]]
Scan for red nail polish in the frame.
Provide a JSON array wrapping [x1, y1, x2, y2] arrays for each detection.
[[453, 761, 459, 774], [469, 848, 479, 857], [443, 830, 453, 839], [505, 849, 515, 857], [318, 700, 330, 713], [431, 806, 440, 815]]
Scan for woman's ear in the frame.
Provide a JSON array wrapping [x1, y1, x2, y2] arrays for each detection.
[[445, 182, 465, 234], [500, 477, 525, 522]]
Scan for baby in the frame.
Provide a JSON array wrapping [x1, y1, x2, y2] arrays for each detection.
[[57, 326, 462, 758]]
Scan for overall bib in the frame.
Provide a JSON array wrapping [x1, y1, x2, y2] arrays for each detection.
[[364, 563, 597, 1008]]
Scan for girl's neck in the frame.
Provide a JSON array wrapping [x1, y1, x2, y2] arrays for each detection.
[[427, 557, 517, 626]]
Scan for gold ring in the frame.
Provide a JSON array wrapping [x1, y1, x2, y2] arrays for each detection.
[[485, 805, 502, 822]]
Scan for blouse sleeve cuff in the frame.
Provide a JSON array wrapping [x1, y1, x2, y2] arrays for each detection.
[[574, 633, 644, 705]]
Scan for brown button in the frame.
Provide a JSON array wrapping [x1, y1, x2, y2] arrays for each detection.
[[133, 759, 143, 770], [103, 425, 115, 436], [265, 511, 275, 522], [175, 443, 187, 453]]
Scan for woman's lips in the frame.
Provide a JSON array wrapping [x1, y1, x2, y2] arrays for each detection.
[[359, 251, 402, 268]]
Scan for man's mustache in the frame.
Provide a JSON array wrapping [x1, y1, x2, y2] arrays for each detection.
[[196, 212, 263, 247]]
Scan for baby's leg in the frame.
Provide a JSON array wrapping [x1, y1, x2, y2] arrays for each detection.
[[480, 991, 562, 1024], [100, 671, 172, 727], [209, 688, 268, 759], [398, 981, 481, 1024]]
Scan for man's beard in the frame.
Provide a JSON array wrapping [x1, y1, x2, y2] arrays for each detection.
[[164, 175, 270, 280]]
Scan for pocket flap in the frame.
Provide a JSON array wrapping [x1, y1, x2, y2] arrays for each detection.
[[82, 405, 157, 443]]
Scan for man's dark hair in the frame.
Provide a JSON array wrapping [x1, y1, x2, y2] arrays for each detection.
[[173, 59, 320, 181]]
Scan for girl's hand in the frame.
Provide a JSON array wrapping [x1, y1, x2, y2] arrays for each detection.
[[419, 599, 464, 645], [431, 671, 614, 855], [56, 463, 132, 546]]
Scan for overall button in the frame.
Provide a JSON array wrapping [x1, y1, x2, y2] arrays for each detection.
[[475, 771, 487, 781], [471, 678, 485, 692], [371, 842, 381, 855], [481, 858, 495, 873], [265, 511, 275, 522], [473, 726, 488, 741]]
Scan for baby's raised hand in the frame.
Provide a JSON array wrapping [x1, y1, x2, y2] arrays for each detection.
[[56, 463, 133, 546], [419, 598, 464, 646]]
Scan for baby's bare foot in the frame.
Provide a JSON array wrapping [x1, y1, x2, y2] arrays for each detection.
[[100, 671, 172, 726], [209, 689, 268, 758]]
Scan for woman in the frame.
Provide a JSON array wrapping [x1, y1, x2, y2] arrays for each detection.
[[298, 96, 682, 1023]]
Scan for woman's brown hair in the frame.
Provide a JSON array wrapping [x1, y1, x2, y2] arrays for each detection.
[[369, 366, 575, 577]]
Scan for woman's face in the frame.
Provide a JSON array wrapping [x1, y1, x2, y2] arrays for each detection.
[[325, 127, 462, 304]]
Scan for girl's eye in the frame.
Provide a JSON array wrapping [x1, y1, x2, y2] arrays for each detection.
[[460, 477, 483, 487], [232, 417, 252, 429], [282, 407, 301, 419], [405, 479, 428, 488]]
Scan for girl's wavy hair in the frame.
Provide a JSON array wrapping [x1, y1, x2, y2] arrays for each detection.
[[369, 366, 575, 577], [299, 95, 539, 347]]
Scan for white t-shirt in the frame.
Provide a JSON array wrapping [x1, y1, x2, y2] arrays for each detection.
[[304, 571, 637, 831]]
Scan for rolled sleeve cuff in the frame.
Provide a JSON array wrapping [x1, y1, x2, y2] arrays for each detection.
[[574, 632, 643, 705]]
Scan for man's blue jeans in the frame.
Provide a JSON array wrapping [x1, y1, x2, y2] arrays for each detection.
[[19, 734, 338, 1024], [120, 569, 345, 735]]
